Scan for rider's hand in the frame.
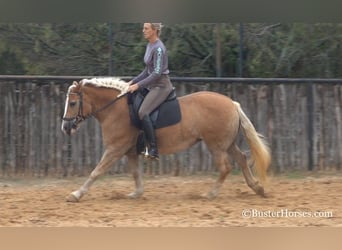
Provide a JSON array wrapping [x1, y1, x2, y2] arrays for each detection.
[[128, 83, 139, 93]]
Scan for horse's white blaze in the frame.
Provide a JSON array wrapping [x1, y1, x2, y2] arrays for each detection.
[[61, 94, 70, 131], [61, 84, 77, 131], [62, 95, 70, 118]]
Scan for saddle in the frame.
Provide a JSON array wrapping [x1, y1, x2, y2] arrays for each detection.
[[127, 87, 182, 130]]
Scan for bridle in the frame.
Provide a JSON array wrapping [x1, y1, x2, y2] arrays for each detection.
[[62, 92, 86, 127], [62, 90, 128, 127]]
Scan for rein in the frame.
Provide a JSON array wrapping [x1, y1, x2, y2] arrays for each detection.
[[90, 92, 128, 118], [62, 91, 128, 125]]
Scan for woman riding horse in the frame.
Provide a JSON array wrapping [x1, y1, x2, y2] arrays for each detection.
[[127, 23, 174, 160], [62, 77, 271, 202]]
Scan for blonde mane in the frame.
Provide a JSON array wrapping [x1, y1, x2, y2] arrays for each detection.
[[81, 77, 129, 96]]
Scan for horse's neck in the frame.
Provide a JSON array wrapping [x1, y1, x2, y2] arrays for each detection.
[[85, 87, 126, 122]]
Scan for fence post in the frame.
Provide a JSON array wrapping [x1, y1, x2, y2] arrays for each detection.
[[306, 82, 314, 171]]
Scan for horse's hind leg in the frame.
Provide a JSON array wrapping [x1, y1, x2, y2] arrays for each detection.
[[228, 144, 265, 196], [207, 151, 232, 199]]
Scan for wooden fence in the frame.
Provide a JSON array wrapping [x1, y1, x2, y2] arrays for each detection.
[[0, 76, 341, 177]]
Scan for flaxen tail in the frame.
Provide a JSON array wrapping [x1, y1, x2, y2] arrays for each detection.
[[233, 101, 271, 183]]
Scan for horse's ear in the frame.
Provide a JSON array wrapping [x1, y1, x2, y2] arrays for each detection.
[[73, 81, 78, 85]]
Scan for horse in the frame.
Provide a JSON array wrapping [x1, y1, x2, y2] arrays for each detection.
[[61, 78, 271, 202]]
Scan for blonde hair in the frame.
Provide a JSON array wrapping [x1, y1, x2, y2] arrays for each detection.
[[150, 23, 163, 36]]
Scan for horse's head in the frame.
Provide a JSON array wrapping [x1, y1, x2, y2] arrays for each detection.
[[61, 77, 129, 135], [61, 80, 91, 135]]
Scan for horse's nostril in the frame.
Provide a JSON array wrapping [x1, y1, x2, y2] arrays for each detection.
[[62, 121, 71, 133]]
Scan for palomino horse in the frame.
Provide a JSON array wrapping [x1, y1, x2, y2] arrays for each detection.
[[61, 78, 271, 202]]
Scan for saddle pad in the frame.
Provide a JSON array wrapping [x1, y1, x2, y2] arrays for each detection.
[[128, 90, 182, 130]]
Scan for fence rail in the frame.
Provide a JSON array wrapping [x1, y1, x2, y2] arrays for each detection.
[[0, 76, 341, 177], [0, 75, 341, 84]]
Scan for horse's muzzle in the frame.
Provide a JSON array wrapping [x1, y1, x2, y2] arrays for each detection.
[[61, 120, 78, 135]]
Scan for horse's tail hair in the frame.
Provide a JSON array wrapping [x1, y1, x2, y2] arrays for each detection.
[[233, 101, 271, 183]]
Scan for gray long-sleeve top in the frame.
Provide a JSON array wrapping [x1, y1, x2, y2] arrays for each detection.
[[132, 39, 169, 88]]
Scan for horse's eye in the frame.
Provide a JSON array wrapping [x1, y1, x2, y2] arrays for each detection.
[[69, 101, 77, 107]]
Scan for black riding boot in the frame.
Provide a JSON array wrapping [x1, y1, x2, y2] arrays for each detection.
[[141, 115, 159, 160], [136, 131, 147, 156]]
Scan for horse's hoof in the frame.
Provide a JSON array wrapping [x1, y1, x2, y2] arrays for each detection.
[[66, 193, 80, 202], [127, 192, 142, 199], [255, 186, 266, 197], [204, 192, 217, 200]]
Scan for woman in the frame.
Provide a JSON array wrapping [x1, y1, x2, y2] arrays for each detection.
[[127, 23, 174, 160]]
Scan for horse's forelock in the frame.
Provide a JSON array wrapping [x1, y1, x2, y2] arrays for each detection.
[[67, 81, 81, 94]]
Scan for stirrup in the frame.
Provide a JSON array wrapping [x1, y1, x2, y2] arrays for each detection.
[[147, 155, 159, 160], [143, 147, 149, 157], [143, 147, 159, 160], [147, 154, 159, 160]]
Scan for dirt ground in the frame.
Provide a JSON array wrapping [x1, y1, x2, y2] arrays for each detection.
[[0, 172, 341, 227]]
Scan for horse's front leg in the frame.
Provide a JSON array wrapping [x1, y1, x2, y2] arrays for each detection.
[[66, 149, 123, 202], [126, 151, 144, 199]]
